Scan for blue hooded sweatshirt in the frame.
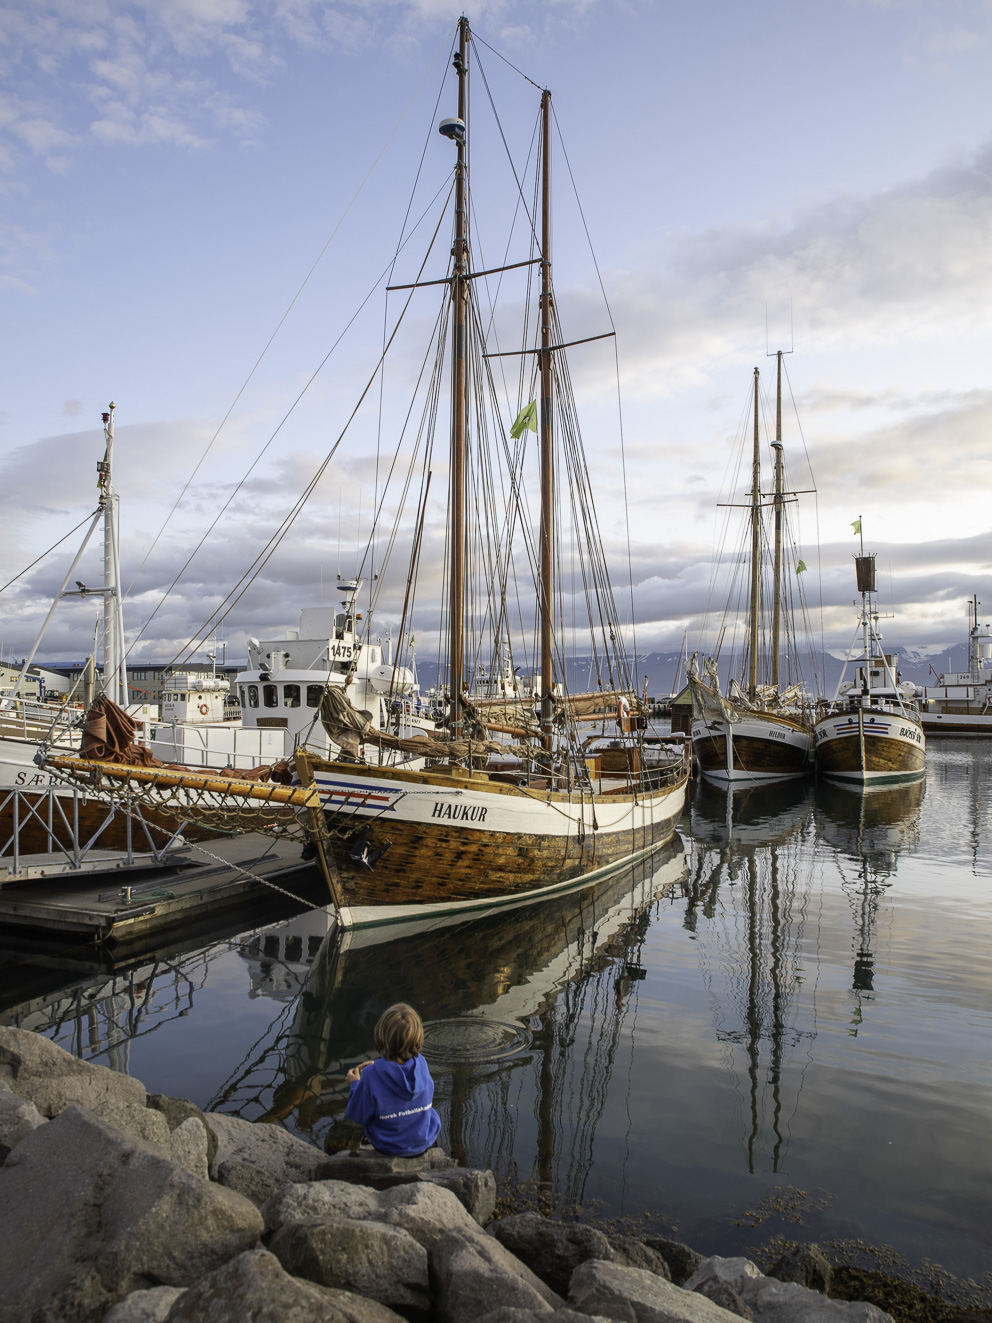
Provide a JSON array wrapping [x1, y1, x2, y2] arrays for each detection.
[[345, 1054, 441, 1156]]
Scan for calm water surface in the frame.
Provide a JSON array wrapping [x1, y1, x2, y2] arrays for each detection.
[[2, 741, 990, 1279]]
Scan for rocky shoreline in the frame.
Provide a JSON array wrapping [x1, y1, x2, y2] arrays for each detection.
[[0, 1025, 903, 1322]]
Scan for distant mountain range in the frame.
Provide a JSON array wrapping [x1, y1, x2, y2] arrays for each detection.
[[413, 641, 971, 701]]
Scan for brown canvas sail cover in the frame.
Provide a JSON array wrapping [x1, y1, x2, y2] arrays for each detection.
[[318, 685, 531, 762], [80, 698, 160, 765], [467, 689, 642, 734]]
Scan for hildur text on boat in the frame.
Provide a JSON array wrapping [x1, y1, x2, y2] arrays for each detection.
[[44, 19, 689, 926], [688, 359, 817, 783], [813, 530, 926, 785]]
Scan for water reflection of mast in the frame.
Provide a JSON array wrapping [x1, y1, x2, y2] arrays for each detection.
[[687, 779, 813, 1173], [815, 780, 924, 1031]]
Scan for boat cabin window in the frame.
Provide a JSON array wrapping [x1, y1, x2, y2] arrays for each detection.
[[246, 685, 259, 708], [263, 684, 278, 708], [306, 684, 323, 707], [284, 684, 301, 708]]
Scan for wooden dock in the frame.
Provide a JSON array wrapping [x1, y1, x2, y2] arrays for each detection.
[[0, 832, 331, 947]]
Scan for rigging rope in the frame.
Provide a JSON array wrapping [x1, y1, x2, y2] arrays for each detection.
[[122, 28, 455, 610]]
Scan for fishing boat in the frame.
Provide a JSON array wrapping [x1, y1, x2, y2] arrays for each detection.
[[920, 596, 992, 736], [5, 415, 434, 868], [42, 19, 690, 926], [813, 536, 926, 784], [688, 358, 816, 782]]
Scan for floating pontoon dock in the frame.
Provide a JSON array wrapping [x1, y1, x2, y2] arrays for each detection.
[[0, 832, 329, 946]]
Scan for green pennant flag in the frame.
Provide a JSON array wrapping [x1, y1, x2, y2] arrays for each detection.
[[851, 518, 861, 535], [510, 399, 538, 438], [796, 560, 807, 574]]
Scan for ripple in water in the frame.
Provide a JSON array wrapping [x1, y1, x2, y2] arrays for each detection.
[[422, 1017, 532, 1065]]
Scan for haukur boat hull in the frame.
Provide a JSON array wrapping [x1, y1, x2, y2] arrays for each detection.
[[305, 758, 688, 926]]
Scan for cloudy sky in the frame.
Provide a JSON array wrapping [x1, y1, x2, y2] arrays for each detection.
[[2, 0, 991, 670]]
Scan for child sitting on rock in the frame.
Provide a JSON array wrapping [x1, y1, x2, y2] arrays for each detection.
[[345, 1002, 441, 1157]]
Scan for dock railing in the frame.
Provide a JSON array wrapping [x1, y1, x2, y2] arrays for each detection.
[[0, 785, 187, 877]]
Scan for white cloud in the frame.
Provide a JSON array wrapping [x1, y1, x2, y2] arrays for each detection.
[[592, 140, 992, 400]]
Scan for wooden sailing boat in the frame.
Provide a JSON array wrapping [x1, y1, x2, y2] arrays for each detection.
[[689, 358, 815, 782], [813, 530, 926, 785], [44, 19, 688, 927], [295, 20, 688, 926]]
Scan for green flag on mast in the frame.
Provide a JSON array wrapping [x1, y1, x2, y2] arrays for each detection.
[[796, 560, 807, 574], [851, 518, 861, 535], [510, 400, 538, 438]]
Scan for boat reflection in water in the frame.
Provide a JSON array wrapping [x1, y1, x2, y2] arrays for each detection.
[[683, 776, 814, 1173], [814, 777, 925, 1021], [216, 837, 688, 1193]]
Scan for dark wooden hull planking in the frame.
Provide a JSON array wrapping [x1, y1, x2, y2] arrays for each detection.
[[815, 732, 926, 780], [693, 730, 812, 778], [326, 800, 683, 906]]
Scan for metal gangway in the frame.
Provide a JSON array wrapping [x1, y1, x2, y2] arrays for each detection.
[[0, 784, 188, 882]]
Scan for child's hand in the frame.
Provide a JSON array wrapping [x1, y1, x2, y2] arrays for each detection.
[[345, 1061, 374, 1084]]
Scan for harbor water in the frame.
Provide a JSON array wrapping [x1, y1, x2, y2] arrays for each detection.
[[2, 740, 990, 1285]]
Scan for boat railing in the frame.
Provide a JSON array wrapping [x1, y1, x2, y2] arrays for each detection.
[[0, 697, 84, 744], [0, 784, 188, 877]]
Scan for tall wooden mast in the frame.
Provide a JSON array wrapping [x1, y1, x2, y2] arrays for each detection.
[[538, 89, 555, 751], [448, 17, 469, 743], [747, 366, 761, 697], [771, 351, 784, 688]]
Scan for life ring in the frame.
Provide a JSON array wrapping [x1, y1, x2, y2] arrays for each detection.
[[198, 703, 209, 716]]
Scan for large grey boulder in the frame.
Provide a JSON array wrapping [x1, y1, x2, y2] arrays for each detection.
[[376, 1181, 480, 1250], [164, 1248, 409, 1322], [203, 1110, 327, 1204], [87, 1097, 174, 1157], [568, 1259, 743, 1322], [0, 1078, 46, 1161], [147, 1093, 218, 1164], [736, 1276, 894, 1323], [477, 1312, 614, 1323], [606, 1235, 671, 1280], [683, 1258, 764, 1295], [431, 1224, 563, 1323], [262, 1179, 381, 1234], [419, 1166, 497, 1222], [488, 1214, 614, 1298], [0, 1105, 262, 1323], [316, 1149, 496, 1221], [475, 1312, 549, 1323], [693, 1279, 753, 1320], [103, 1286, 187, 1322], [767, 1243, 832, 1294], [262, 1177, 476, 1250], [0, 1025, 145, 1117], [269, 1216, 431, 1321], [641, 1239, 703, 1287], [317, 1146, 456, 1183], [168, 1116, 209, 1181]]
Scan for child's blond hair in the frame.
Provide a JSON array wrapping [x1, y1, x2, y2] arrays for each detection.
[[373, 1003, 424, 1062]]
